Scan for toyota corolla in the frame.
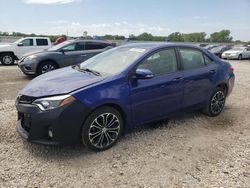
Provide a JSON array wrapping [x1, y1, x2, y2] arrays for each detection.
[[16, 43, 235, 151]]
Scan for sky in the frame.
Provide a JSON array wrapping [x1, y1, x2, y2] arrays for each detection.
[[0, 0, 249, 41]]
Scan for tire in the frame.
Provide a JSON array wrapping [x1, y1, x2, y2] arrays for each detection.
[[238, 54, 242, 60], [81, 106, 124, 151], [37, 61, 57, 75], [0, 53, 15, 65], [203, 87, 226, 117]]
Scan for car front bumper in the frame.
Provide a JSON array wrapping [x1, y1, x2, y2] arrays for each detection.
[[221, 53, 239, 59], [16, 98, 91, 145], [18, 59, 38, 75]]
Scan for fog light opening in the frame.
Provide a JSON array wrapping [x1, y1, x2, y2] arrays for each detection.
[[48, 129, 53, 138]]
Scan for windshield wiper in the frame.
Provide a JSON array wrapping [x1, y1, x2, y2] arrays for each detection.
[[73, 65, 101, 76], [81, 68, 101, 76]]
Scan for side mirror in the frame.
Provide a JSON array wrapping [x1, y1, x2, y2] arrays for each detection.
[[60, 49, 65, 54], [17, 43, 23, 47], [135, 68, 154, 79]]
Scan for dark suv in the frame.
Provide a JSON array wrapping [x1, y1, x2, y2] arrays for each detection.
[[18, 40, 115, 75]]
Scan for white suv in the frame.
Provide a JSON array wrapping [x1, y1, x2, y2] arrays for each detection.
[[0, 37, 52, 65]]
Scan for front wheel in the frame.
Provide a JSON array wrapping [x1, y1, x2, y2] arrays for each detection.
[[37, 61, 57, 75], [81, 106, 124, 151], [203, 88, 226, 117], [0, 53, 15, 65], [238, 54, 242, 60]]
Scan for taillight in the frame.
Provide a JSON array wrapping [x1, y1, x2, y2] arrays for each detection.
[[229, 66, 234, 72]]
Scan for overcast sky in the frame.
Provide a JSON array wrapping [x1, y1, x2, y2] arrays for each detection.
[[0, 0, 249, 41]]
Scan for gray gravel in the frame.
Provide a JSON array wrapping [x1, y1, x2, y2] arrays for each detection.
[[0, 60, 250, 187]]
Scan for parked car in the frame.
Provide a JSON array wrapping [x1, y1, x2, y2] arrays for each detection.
[[221, 47, 250, 60], [210, 45, 232, 58], [18, 40, 115, 75], [16, 43, 235, 151], [204, 44, 218, 50], [0, 37, 52, 65]]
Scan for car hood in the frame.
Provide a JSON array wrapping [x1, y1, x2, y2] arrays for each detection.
[[22, 49, 55, 58], [0, 43, 13, 49], [19, 66, 107, 97]]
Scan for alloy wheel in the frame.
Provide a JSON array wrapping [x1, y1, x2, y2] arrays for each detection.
[[88, 113, 121, 149], [210, 91, 225, 114], [41, 64, 56, 74]]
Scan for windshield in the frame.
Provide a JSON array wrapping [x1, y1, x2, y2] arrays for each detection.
[[80, 47, 146, 75], [48, 40, 72, 51]]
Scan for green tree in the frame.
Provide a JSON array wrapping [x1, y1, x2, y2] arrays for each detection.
[[183, 32, 206, 42], [210, 30, 233, 42], [167, 32, 184, 42], [137, 32, 154, 41]]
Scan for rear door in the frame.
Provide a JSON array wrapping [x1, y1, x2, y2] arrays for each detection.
[[178, 48, 217, 108], [35, 38, 50, 51], [129, 48, 184, 125]]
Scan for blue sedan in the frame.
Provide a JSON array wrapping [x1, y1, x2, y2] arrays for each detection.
[[16, 43, 235, 151]]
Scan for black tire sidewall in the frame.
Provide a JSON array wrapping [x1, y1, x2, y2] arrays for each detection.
[[0, 53, 15, 65], [81, 106, 124, 151], [238, 54, 242, 60]]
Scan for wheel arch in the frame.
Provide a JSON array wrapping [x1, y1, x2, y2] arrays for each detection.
[[88, 103, 127, 131], [216, 82, 228, 96], [0, 51, 17, 60]]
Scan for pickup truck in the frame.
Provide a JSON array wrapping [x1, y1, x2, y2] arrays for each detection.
[[0, 37, 52, 65]]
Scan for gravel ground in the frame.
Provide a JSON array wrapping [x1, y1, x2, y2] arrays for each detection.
[[0, 60, 250, 187]]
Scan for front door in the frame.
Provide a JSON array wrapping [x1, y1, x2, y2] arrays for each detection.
[[129, 48, 184, 125]]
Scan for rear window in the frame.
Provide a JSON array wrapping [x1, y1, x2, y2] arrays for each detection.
[[36, 39, 48, 46]]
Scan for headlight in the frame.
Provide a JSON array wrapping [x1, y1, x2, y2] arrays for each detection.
[[32, 94, 75, 111], [26, 55, 37, 60]]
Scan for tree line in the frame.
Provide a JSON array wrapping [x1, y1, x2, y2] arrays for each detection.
[[0, 30, 249, 44]]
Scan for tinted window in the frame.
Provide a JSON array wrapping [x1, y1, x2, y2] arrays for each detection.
[[36, 39, 48, 46], [85, 42, 108, 50], [20, 39, 33, 46], [138, 48, 177, 75], [204, 54, 212, 65], [75, 42, 85, 51], [180, 49, 206, 70]]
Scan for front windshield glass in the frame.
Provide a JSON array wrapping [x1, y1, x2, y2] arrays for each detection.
[[80, 47, 146, 75], [48, 41, 72, 51]]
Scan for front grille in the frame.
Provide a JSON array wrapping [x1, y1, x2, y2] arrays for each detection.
[[17, 95, 36, 104]]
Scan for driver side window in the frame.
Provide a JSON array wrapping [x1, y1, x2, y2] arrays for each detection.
[[138, 48, 177, 75], [62, 43, 76, 51], [20, 39, 33, 46]]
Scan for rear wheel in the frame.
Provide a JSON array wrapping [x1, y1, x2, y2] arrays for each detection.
[[203, 87, 226, 117], [238, 54, 242, 60], [81, 106, 124, 151], [37, 61, 57, 75], [0, 53, 15, 65]]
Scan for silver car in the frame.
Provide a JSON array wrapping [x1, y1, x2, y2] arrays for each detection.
[[18, 39, 115, 75], [221, 47, 250, 60]]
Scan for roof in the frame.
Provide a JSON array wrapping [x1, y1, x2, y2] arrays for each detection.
[[121, 42, 204, 51]]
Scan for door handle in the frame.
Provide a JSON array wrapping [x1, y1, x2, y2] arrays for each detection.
[[172, 77, 183, 82], [209, 70, 216, 74], [81, 54, 87, 57]]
